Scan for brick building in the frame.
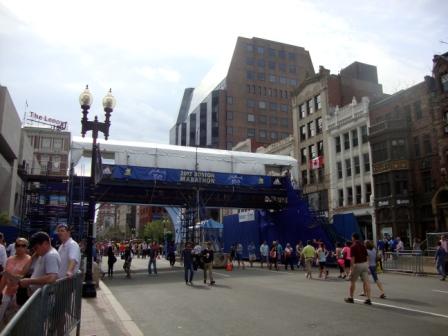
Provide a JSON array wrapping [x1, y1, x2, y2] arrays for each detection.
[[170, 36, 315, 150], [291, 63, 383, 213]]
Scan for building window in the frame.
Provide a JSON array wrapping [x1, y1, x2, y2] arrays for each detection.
[[302, 170, 308, 185], [278, 50, 286, 59], [270, 116, 278, 125], [289, 79, 298, 86], [354, 156, 360, 175], [279, 63, 286, 72], [308, 121, 315, 137], [307, 99, 314, 115], [361, 125, 368, 143], [271, 131, 278, 140], [280, 118, 288, 127], [414, 101, 422, 120], [441, 73, 448, 92], [246, 71, 254, 80], [301, 148, 307, 164], [259, 115, 267, 124], [413, 136, 420, 157], [355, 185, 362, 204], [423, 134, 432, 153], [268, 48, 276, 58], [247, 114, 255, 123], [289, 65, 296, 74], [42, 138, 51, 149], [375, 173, 391, 197], [279, 76, 287, 85], [372, 141, 388, 162], [338, 189, 344, 207], [257, 72, 265, 81], [54, 139, 63, 150], [351, 129, 358, 147], [259, 130, 267, 139], [347, 187, 353, 205], [280, 104, 288, 112], [52, 156, 61, 172], [394, 171, 408, 195], [246, 58, 254, 66], [309, 170, 315, 184], [247, 128, 255, 138], [268, 61, 276, 70], [365, 183, 372, 203], [257, 46, 264, 55], [288, 52, 296, 61], [335, 136, 341, 153], [337, 162, 343, 179], [227, 127, 233, 135], [270, 102, 278, 111], [421, 171, 432, 192], [345, 158, 352, 177], [317, 167, 324, 182], [227, 111, 233, 120], [309, 144, 317, 159], [391, 139, 406, 159], [343, 133, 350, 150], [246, 99, 255, 108], [259, 101, 267, 109], [315, 94, 321, 110], [246, 44, 253, 52], [316, 118, 323, 134], [300, 104, 306, 119], [317, 140, 324, 156], [363, 153, 370, 172], [257, 59, 265, 68], [269, 75, 276, 83], [300, 125, 306, 141]]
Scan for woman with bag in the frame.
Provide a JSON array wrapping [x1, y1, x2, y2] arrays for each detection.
[[0, 238, 32, 324], [107, 246, 117, 277]]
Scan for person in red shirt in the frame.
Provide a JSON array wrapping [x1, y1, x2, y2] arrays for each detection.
[[344, 233, 372, 305]]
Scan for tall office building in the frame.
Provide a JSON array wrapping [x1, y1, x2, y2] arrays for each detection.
[[170, 36, 315, 150]]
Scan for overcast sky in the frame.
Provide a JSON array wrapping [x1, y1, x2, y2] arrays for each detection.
[[1, 0, 447, 144]]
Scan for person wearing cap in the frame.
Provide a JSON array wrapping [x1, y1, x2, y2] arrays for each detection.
[[56, 224, 81, 279], [19, 232, 60, 292]]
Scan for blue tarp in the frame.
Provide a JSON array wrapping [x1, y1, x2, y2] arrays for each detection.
[[200, 219, 224, 229], [222, 178, 334, 257], [332, 213, 362, 241]]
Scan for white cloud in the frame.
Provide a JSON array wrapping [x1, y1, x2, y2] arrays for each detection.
[[138, 66, 181, 83]]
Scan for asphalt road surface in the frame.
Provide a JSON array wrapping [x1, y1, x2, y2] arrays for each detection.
[[104, 257, 448, 336]]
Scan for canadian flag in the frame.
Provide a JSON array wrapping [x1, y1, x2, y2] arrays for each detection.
[[310, 156, 324, 170]]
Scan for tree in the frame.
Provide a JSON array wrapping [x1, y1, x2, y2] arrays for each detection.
[[143, 220, 164, 242]]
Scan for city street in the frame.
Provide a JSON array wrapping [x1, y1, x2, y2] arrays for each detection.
[[104, 257, 448, 336]]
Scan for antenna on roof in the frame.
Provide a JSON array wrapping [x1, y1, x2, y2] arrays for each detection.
[[440, 40, 448, 45]]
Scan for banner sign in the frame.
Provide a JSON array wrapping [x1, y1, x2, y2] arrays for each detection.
[[27, 111, 68, 130], [101, 164, 285, 189]]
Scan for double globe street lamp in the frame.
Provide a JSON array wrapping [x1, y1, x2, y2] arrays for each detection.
[[79, 85, 116, 297]]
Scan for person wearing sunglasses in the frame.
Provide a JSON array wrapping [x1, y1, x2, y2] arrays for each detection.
[[0, 238, 32, 323]]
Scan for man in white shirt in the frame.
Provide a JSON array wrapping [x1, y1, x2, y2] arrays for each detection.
[[56, 224, 81, 278], [0, 233, 7, 272]]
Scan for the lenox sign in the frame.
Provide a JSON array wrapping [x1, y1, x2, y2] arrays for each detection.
[[28, 111, 68, 130]]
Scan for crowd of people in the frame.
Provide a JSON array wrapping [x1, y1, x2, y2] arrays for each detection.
[[0, 224, 80, 329]]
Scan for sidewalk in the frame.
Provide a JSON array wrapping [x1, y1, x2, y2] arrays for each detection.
[[78, 281, 143, 336]]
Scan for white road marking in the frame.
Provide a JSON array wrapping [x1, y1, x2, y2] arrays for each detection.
[[353, 299, 448, 319], [213, 271, 231, 277], [432, 289, 448, 294]]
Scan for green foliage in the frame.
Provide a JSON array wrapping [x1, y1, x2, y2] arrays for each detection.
[[0, 212, 10, 226], [143, 220, 165, 242], [98, 226, 124, 241]]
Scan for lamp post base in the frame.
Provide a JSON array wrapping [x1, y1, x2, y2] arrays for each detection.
[[82, 281, 97, 298]]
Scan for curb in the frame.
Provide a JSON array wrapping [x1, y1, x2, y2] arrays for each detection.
[[99, 281, 144, 336]]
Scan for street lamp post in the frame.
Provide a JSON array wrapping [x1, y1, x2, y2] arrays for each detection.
[[79, 85, 116, 298]]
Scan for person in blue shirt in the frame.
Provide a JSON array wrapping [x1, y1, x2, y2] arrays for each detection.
[[435, 241, 447, 281]]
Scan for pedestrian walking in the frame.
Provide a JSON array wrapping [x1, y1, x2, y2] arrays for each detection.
[[344, 233, 372, 305], [364, 240, 386, 298], [342, 241, 352, 279], [301, 240, 316, 279], [202, 242, 215, 285], [269, 242, 278, 271], [107, 246, 116, 277], [123, 246, 132, 278], [317, 243, 329, 279], [167, 241, 176, 267], [295, 241, 304, 270], [284, 243, 294, 271], [148, 241, 159, 275], [259, 241, 269, 268], [236, 242, 245, 269], [182, 242, 195, 285], [248, 242, 256, 268], [435, 241, 447, 281], [335, 243, 347, 278]]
